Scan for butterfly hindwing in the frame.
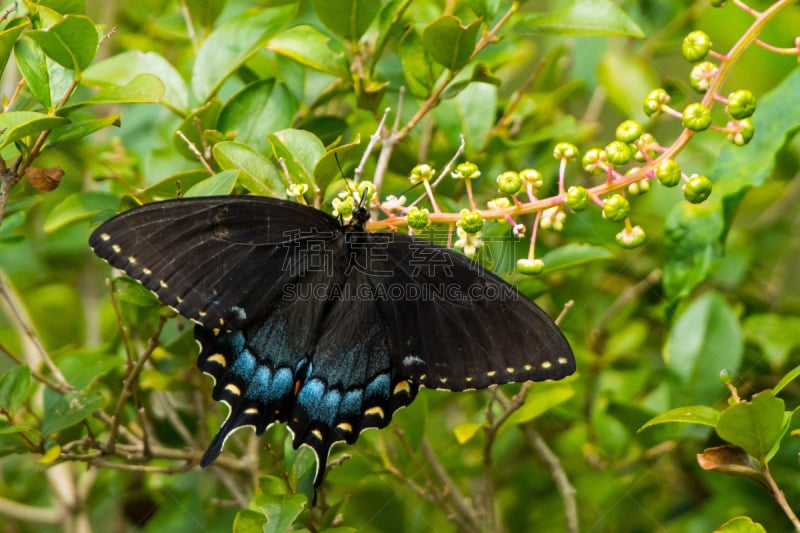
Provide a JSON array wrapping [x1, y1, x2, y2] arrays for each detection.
[[365, 231, 575, 390]]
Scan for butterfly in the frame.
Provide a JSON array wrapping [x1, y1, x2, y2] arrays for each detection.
[[89, 194, 575, 501]]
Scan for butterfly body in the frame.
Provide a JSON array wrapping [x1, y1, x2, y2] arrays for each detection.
[[89, 195, 574, 498]]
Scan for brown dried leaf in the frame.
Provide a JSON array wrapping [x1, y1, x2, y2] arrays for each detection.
[[26, 166, 64, 192]]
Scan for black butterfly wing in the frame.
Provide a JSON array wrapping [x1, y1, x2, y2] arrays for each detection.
[[366, 232, 575, 390], [196, 266, 418, 491], [89, 196, 342, 330]]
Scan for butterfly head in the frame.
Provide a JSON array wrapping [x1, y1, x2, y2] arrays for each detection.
[[349, 205, 370, 230]]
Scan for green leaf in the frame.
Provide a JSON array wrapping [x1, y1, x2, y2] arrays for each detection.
[[268, 25, 348, 77], [453, 422, 481, 444], [314, 138, 362, 194], [716, 392, 785, 462], [111, 277, 159, 308], [143, 169, 211, 198], [539, 243, 614, 272], [663, 202, 725, 302], [309, 0, 380, 41], [58, 350, 120, 391], [253, 493, 307, 533], [469, 0, 501, 20], [268, 129, 325, 192], [516, 0, 644, 37], [597, 51, 659, 121], [218, 79, 297, 156], [14, 37, 53, 108], [743, 314, 800, 369], [0, 365, 32, 413], [191, 5, 296, 102], [213, 141, 283, 196], [26, 14, 99, 72], [83, 51, 189, 114], [714, 516, 767, 533], [81, 73, 165, 105], [639, 405, 721, 431], [0, 18, 29, 75], [43, 191, 119, 232], [173, 98, 222, 161], [233, 509, 266, 533], [422, 16, 480, 71], [42, 391, 105, 436], [665, 291, 743, 405], [712, 67, 800, 211], [773, 363, 800, 397], [47, 113, 120, 145], [0, 112, 69, 149], [502, 381, 575, 428], [431, 81, 496, 155], [184, 169, 239, 197], [398, 27, 439, 98]]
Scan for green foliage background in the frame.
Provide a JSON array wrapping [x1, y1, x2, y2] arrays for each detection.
[[0, 0, 799, 531]]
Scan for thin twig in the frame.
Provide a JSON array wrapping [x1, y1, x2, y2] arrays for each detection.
[[176, 130, 215, 174], [0, 272, 73, 389], [521, 426, 579, 533], [420, 439, 481, 531], [107, 317, 167, 453]]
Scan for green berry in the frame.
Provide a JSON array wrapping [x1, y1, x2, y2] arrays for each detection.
[[656, 159, 682, 187], [457, 209, 484, 234], [718, 369, 732, 385], [581, 148, 606, 175], [553, 142, 579, 162], [602, 194, 631, 222], [616, 225, 646, 248], [690, 61, 717, 93], [728, 118, 754, 146], [727, 90, 756, 119], [627, 179, 650, 196], [683, 174, 712, 203], [496, 171, 522, 195], [605, 140, 632, 166], [407, 207, 430, 230], [452, 161, 481, 180], [566, 185, 589, 212], [616, 120, 643, 143], [488, 197, 511, 209], [287, 183, 308, 197], [410, 163, 435, 184], [632, 133, 656, 162], [644, 88, 670, 117], [682, 103, 712, 131], [682, 31, 712, 62], [520, 168, 544, 192], [517, 258, 545, 275]]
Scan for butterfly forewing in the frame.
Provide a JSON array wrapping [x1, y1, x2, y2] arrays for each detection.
[[89, 196, 342, 329]]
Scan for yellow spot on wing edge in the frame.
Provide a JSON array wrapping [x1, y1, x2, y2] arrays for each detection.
[[486, 370, 496, 377], [100, 233, 111, 241], [127, 256, 137, 265], [524, 364, 533, 371], [311, 429, 324, 441], [244, 407, 258, 415], [111, 244, 121, 253], [207, 354, 227, 367], [393, 380, 411, 395], [506, 367, 515, 373], [558, 357, 569, 365], [159, 279, 168, 288], [337, 422, 353, 433], [224, 383, 241, 396], [364, 406, 384, 418], [542, 361, 552, 369], [142, 267, 152, 276]]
